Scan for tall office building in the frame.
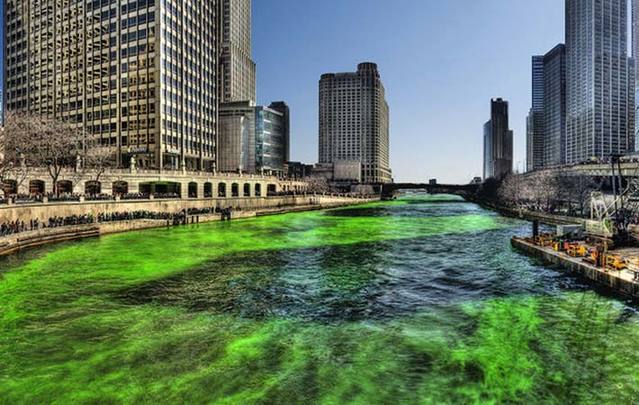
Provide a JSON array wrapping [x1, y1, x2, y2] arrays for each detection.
[[526, 45, 568, 170], [218, 0, 256, 103], [218, 101, 288, 176], [4, 0, 218, 171], [483, 98, 513, 180], [543, 44, 567, 166], [526, 56, 545, 172], [566, 0, 635, 163], [268, 101, 290, 163], [318, 62, 392, 184], [633, 0, 639, 150]]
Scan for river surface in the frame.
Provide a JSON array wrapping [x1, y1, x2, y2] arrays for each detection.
[[1, 195, 638, 404]]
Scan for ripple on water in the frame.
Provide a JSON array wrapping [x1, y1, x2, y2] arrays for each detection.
[[1, 194, 639, 403]]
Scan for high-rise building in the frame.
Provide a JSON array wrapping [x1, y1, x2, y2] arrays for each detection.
[[526, 56, 545, 172], [218, 101, 288, 176], [543, 44, 567, 166], [318, 62, 392, 184], [633, 0, 639, 150], [219, 0, 256, 103], [483, 98, 513, 180], [3, 0, 218, 171], [526, 45, 568, 170], [566, 0, 635, 163], [268, 101, 290, 163]]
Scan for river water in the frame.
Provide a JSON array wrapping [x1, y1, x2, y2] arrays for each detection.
[[1, 194, 638, 403]]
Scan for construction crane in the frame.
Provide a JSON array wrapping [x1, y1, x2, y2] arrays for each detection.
[[589, 155, 639, 245]]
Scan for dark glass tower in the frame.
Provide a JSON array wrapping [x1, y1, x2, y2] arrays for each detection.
[[483, 98, 513, 180], [543, 44, 567, 166], [527, 56, 545, 172]]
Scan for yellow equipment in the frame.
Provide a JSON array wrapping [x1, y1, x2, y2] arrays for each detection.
[[604, 254, 628, 271], [534, 234, 555, 247], [567, 244, 589, 258]]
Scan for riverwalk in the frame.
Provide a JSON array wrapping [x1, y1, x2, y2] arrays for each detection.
[[511, 237, 639, 300], [0, 196, 376, 256]]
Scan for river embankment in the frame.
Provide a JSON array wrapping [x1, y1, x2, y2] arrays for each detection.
[[0, 195, 377, 256]]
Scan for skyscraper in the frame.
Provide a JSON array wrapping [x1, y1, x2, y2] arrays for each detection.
[[219, 0, 256, 103], [318, 63, 392, 184], [543, 44, 567, 166], [483, 98, 513, 180], [218, 101, 288, 176], [4, 0, 218, 171], [633, 0, 639, 149], [566, 0, 635, 163], [268, 101, 290, 163], [526, 56, 545, 172]]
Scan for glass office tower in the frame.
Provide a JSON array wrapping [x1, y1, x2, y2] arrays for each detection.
[[526, 55, 545, 172], [566, 0, 635, 163]]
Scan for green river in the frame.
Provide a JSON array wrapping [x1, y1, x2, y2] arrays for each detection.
[[0, 195, 638, 404]]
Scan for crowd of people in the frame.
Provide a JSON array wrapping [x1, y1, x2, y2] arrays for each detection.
[[46, 193, 82, 202], [97, 211, 173, 223], [47, 214, 95, 228], [120, 193, 150, 200], [0, 220, 29, 236], [85, 194, 114, 201]]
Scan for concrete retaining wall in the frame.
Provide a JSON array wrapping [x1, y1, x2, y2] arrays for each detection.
[[0, 195, 365, 223], [0, 196, 377, 256]]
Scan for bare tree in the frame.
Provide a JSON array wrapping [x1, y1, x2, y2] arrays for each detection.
[[558, 173, 600, 217], [498, 173, 526, 209], [498, 171, 560, 213], [15, 112, 83, 195], [527, 170, 560, 212], [83, 145, 116, 184], [0, 112, 33, 196]]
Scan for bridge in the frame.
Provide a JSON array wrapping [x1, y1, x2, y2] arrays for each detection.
[[381, 183, 480, 199]]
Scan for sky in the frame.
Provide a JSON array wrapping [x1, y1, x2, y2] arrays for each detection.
[[253, 0, 565, 183]]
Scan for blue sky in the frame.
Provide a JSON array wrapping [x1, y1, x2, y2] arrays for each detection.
[[0, 1, 565, 183], [254, 0, 565, 183]]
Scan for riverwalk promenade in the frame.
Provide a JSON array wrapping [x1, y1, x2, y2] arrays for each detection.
[[0, 195, 377, 256]]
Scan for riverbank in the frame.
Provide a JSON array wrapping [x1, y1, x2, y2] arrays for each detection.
[[465, 196, 586, 227], [0, 195, 377, 256], [511, 237, 639, 300]]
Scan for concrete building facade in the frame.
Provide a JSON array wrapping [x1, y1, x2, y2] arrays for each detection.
[[218, 101, 288, 176], [318, 62, 392, 184], [566, 0, 635, 163], [4, 0, 218, 171], [483, 98, 513, 180], [218, 0, 256, 103]]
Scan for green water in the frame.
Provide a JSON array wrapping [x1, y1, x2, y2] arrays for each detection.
[[1, 195, 638, 404]]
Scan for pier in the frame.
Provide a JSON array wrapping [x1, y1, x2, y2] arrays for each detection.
[[511, 237, 639, 300]]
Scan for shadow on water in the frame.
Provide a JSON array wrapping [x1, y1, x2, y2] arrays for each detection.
[[117, 228, 599, 323]]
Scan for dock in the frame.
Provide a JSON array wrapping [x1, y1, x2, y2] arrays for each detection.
[[511, 237, 639, 300]]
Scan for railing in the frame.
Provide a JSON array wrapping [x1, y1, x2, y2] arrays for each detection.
[[0, 192, 376, 208]]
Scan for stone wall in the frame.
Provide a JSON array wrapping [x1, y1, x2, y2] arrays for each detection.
[[0, 195, 372, 223]]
